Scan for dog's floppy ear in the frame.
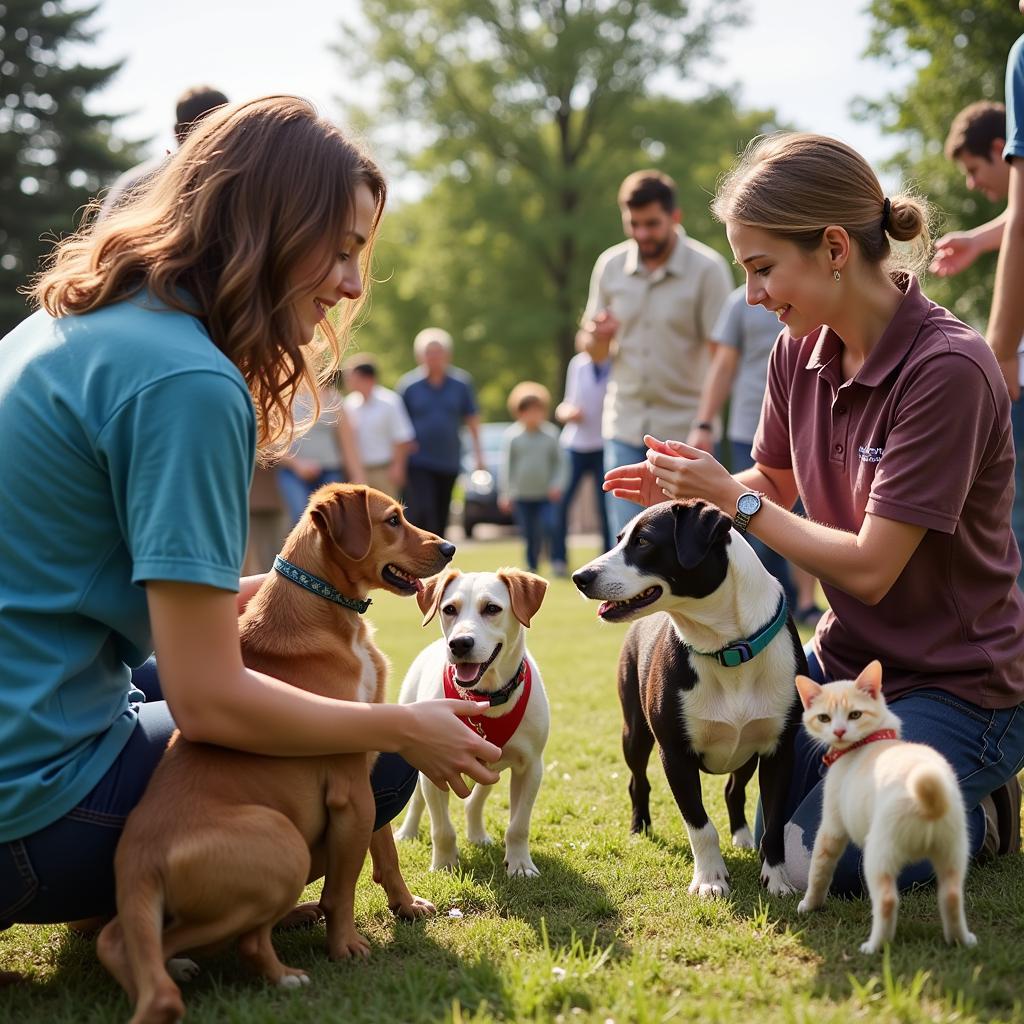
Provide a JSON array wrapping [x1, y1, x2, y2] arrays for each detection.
[[497, 568, 548, 628], [310, 486, 373, 561], [418, 569, 461, 625], [671, 500, 732, 570]]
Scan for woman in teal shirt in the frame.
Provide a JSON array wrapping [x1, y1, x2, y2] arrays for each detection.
[[0, 96, 500, 934]]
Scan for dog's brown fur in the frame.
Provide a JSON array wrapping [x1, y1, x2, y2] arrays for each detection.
[[96, 484, 452, 1024]]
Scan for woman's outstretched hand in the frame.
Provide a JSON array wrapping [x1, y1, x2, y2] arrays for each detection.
[[397, 700, 502, 798], [604, 435, 739, 510]]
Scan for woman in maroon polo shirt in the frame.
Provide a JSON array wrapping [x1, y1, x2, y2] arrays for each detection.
[[605, 132, 1024, 895]]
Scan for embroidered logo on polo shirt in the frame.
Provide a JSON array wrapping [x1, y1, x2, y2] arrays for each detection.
[[858, 445, 884, 463]]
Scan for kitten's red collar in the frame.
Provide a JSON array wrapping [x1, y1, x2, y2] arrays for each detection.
[[822, 728, 898, 768]]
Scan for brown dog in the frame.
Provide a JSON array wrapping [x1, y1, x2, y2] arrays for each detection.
[[96, 484, 454, 1024]]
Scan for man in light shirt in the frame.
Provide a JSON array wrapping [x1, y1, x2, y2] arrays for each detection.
[[342, 355, 416, 499], [579, 169, 733, 536]]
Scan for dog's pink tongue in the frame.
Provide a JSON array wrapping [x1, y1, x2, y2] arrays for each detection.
[[597, 601, 613, 617], [455, 663, 481, 684]]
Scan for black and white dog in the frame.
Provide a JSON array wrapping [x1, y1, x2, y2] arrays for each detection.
[[573, 499, 806, 898]]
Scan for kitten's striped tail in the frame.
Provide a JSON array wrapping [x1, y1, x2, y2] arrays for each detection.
[[910, 766, 949, 822]]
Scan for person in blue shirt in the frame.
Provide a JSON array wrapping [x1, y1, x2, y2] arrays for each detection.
[[397, 328, 486, 537], [0, 96, 500, 937]]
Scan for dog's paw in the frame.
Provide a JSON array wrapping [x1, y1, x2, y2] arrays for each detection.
[[329, 931, 371, 960], [392, 895, 436, 921], [732, 826, 755, 849], [275, 901, 324, 931], [278, 971, 311, 989], [796, 897, 817, 915], [467, 830, 494, 846], [394, 822, 420, 842], [947, 929, 978, 948], [166, 957, 200, 983], [688, 867, 730, 899], [760, 862, 797, 896], [505, 854, 540, 878], [429, 847, 459, 872], [859, 939, 882, 955]]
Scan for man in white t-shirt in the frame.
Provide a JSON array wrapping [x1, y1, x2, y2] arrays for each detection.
[[342, 355, 416, 498]]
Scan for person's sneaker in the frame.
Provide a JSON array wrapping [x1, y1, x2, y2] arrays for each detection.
[[551, 561, 568, 579], [979, 774, 1022, 860]]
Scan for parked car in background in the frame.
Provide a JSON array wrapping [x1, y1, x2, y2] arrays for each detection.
[[459, 421, 515, 537]]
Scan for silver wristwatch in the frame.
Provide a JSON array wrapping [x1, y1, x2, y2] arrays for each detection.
[[733, 491, 762, 535]]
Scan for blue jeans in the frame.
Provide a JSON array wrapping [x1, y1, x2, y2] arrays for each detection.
[[0, 660, 417, 927], [730, 440, 798, 610], [514, 499, 557, 572], [278, 467, 345, 525], [1011, 394, 1024, 589], [756, 645, 1024, 897], [553, 449, 612, 562], [604, 439, 648, 539]]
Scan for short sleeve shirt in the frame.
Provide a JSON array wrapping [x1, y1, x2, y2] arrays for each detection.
[[581, 228, 733, 445], [344, 384, 415, 467], [397, 367, 478, 475], [0, 296, 255, 840], [711, 286, 783, 445], [558, 352, 610, 454], [753, 275, 1024, 709]]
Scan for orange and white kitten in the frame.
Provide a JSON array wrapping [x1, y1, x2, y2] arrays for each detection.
[[794, 661, 976, 954]]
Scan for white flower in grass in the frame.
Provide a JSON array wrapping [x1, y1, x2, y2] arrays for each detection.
[[551, 966, 566, 980]]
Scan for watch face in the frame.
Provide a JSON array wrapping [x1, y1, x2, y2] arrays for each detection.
[[737, 492, 760, 516]]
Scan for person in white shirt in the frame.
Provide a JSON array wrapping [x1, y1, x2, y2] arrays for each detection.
[[554, 350, 612, 557], [342, 354, 416, 498]]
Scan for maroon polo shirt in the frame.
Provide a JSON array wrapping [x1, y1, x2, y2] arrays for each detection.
[[753, 274, 1024, 709]]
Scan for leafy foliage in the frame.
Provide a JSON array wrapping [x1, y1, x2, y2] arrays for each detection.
[[340, 0, 780, 415], [863, 0, 1022, 328], [0, 0, 142, 334]]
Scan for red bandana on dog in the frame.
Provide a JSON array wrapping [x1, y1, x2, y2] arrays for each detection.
[[443, 660, 532, 749]]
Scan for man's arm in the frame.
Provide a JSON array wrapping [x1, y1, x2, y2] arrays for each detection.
[[988, 161, 1024, 398], [465, 413, 485, 472], [687, 345, 740, 453], [578, 254, 618, 360], [930, 211, 1007, 277]]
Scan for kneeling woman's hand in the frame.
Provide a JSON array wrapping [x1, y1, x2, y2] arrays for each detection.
[[604, 434, 738, 511]]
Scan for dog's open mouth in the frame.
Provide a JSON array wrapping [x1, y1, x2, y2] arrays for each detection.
[[597, 586, 663, 621], [450, 642, 502, 687], [381, 564, 424, 595]]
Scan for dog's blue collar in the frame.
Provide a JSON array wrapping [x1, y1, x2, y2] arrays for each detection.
[[273, 555, 372, 614], [688, 593, 788, 668]]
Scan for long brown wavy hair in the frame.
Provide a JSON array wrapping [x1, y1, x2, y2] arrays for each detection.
[[31, 95, 387, 458]]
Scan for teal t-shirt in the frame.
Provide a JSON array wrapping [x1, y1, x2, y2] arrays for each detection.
[[0, 294, 256, 842]]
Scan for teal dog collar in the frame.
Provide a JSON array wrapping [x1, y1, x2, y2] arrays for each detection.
[[273, 555, 372, 614], [689, 594, 788, 668]]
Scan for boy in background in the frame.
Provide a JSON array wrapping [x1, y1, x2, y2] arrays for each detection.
[[499, 382, 567, 575]]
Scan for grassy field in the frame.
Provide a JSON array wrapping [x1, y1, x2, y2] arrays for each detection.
[[2, 538, 1023, 1023]]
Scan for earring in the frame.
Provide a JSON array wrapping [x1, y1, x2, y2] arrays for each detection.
[[833, 269, 841, 282]]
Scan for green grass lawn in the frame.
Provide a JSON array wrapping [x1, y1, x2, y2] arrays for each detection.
[[3, 538, 1023, 1023]]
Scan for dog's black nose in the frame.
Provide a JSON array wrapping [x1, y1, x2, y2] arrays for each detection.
[[439, 541, 456, 562], [449, 636, 474, 656], [572, 567, 597, 595]]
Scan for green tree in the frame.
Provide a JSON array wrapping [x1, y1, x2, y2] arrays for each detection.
[[339, 0, 779, 413], [863, 0, 1021, 328], [0, 0, 141, 334]]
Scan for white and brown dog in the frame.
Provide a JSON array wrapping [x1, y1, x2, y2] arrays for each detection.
[[395, 569, 549, 877]]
